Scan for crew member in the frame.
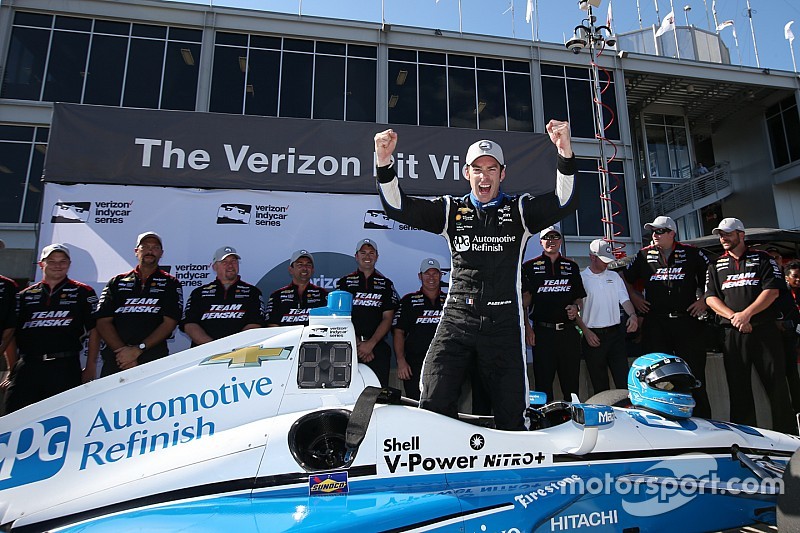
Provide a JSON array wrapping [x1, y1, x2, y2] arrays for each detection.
[[182, 246, 264, 345], [522, 224, 585, 402], [623, 216, 712, 417], [266, 249, 328, 327], [373, 121, 577, 430], [95, 232, 182, 376], [336, 239, 399, 388], [704, 218, 795, 433], [4, 244, 99, 413], [393, 258, 447, 401], [0, 273, 17, 378]]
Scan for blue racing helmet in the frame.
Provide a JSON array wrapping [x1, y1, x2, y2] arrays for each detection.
[[628, 353, 699, 419]]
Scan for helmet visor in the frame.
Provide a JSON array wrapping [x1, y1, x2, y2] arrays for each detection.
[[644, 361, 698, 393]]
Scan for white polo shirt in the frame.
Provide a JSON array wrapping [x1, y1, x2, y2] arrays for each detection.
[[580, 266, 631, 328]]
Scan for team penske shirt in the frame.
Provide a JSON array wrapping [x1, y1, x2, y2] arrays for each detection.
[[265, 282, 328, 327], [393, 290, 446, 357], [95, 267, 183, 348], [15, 278, 97, 355], [624, 242, 710, 316], [181, 277, 265, 343], [704, 249, 782, 326], [522, 254, 586, 323], [1, 274, 18, 332], [336, 270, 399, 340]]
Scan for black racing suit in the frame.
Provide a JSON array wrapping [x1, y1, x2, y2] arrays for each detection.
[[6, 278, 97, 413], [265, 282, 328, 327], [705, 249, 794, 433], [181, 276, 265, 345], [624, 242, 712, 418], [377, 155, 577, 430]]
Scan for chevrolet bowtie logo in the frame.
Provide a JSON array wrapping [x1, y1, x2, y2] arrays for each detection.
[[200, 346, 293, 367]]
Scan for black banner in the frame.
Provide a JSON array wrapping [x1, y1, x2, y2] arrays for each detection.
[[45, 104, 557, 196]]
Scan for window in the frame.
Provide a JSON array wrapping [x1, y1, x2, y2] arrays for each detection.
[[387, 49, 532, 131], [210, 34, 376, 122], [559, 158, 629, 238], [1, 12, 201, 110], [0, 125, 48, 223], [541, 64, 620, 140], [642, 113, 691, 184], [767, 95, 800, 169]]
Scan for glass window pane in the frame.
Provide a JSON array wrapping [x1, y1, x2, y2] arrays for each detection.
[[123, 38, 165, 109], [55, 16, 92, 31], [505, 72, 532, 132], [250, 35, 281, 49], [388, 62, 417, 125], [448, 54, 474, 68], [94, 19, 129, 36], [645, 124, 671, 178], [0, 142, 31, 223], [23, 144, 46, 223], [346, 58, 376, 122], [541, 76, 567, 122], [348, 44, 377, 59], [132, 23, 166, 39], [1, 26, 50, 100], [504, 59, 530, 73], [313, 55, 345, 120], [284, 38, 313, 52], [0, 125, 34, 142], [84, 34, 127, 106], [388, 48, 415, 62], [35, 127, 49, 142], [448, 67, 476, 129], [161, 41, 199, 110], [210, 45, 246, 114], [280, 52, 313, 118], [566, 78, 594, 138], [43, 31, 90, 103], [600, 81, 620, 140], [244, 48, 280, 116], [576, 160, 628, 237], [216, 32, 247, 46], [476, 57, 502, 70], [419, 51, 445, 65], [565, 66, 590, 79], [169, 27, 202, 42], [476, 69, 504, 130], [419, 64, 447, 127], [767, 115, 789, 168], [316, 41, 346, 55], [540, 63, 564, 77], [14, 12, 52, 28], [784, 105, 800, 163]]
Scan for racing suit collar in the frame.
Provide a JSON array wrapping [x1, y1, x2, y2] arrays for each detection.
[[468, 189, 507, 211]]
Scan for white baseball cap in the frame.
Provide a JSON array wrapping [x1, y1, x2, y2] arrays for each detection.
[[40, 243, 70, 261], [355, 238, 378, 253], [136, 231, 163, 247], [465, 140, 505, 166], [589, 239, 615, 264], [213, 246, 240, 263], [539, 225, 562, 239], [644, 216, 677, 233], [712, 217, 745, 235], [419, 258, 441, 273]]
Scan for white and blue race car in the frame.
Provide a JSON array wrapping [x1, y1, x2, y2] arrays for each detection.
[[1, 291, 800, 532]]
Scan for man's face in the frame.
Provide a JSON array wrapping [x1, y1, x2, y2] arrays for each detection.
[[717, 230, 743, 252], [213, 256, 240, 283], [135, 237, 163, 267], [289, 257, 314, 284], [465, 155, 505, 204], [787, 268, 800, 289], [40, 251, 70, 280], [356, 245, 378, 271], [541, 232, 562, 254], [589, 253, 609, 272], [652, 228, 675, 249], [419, 268, 442, 291]]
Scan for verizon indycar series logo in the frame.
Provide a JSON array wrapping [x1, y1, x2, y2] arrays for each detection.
[[51, 202, 90, 223], [0, 416, 70, 490], [217, 204, 252, 224], [364, 210, 394, 230]]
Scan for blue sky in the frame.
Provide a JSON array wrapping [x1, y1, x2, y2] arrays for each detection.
[[178, 0, 800, 72]]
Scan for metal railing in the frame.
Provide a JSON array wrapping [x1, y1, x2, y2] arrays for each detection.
[[639, 162, 732, 222]]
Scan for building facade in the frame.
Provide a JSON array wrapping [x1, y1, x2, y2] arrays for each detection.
[[1, 0, 799, 280]]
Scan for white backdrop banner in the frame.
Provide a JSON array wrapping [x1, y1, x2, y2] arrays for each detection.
[[41, 183, 545, 353]]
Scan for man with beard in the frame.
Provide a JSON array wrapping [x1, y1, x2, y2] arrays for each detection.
[[182, 246, 264, 345], [95, 232, 183, 376], [266, 249, 328, 327], [704, 218, 795, 433]]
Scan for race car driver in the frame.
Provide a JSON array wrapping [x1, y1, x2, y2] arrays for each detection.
[[373, 121, 577, 430]]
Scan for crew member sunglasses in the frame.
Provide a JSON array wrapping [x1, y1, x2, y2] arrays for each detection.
[[653, 228, 672, 235]]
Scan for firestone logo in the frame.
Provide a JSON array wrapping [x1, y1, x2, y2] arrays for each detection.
[[0, 416, 70, 490]]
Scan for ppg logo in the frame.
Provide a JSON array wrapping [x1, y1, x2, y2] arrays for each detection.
[[0, 416, 70, 490], [454, 235, 470, 252]]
